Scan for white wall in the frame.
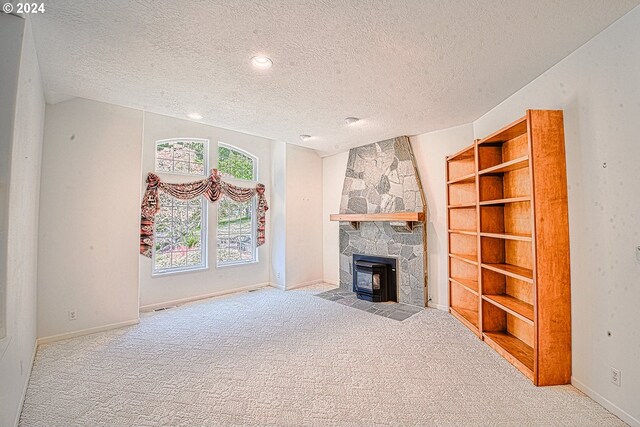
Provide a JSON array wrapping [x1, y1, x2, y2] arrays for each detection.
[[472, 7, 640, 424], [139, 112, 273, 308], [38, 98, 142, 339], [321, 151, 349, 285], [285, 144, 324, 288], [269, 140, 287, 288], [0, 13, 22, 346], [410, 124, 474, 309], [0, 16, 45, 427]]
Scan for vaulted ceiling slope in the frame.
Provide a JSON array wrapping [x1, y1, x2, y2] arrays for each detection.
[[31, 0, 639, 155]]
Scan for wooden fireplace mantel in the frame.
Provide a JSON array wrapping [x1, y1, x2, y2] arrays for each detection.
[[329, 212, 425, 231]]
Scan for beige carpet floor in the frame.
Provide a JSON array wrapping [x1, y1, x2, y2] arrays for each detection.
[[20, 283, 625, 426]]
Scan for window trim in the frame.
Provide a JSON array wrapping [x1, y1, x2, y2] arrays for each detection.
[[155, 137, 209, 177], [216, 143, 259, 267], [152, 197, 209, 276]]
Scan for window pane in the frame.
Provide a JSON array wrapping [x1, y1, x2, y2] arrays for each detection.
[[155, 238, 171, 253], [155, 139, 207, 176], [218, 145, 254, 180], [173, 247, 187, 267], [157, 159, 172, 172], [187, 250, 202, 266], [216, 195, 255, 266], [153, 192, 206, 273], [155, 216, 171, 238], [155, 252, 171, 269], [174, 161, 189, 174], [239, 235, 254, 260], [190, 162, 205, 175]]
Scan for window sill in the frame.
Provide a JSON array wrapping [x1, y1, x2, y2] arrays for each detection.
[[152, 265, 209, 278], [216, 259, 259, 269]]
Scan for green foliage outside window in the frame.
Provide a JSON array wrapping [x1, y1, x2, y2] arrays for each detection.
[[218, 146, 254, 180]]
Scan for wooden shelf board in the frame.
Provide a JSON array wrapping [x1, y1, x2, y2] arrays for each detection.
[[450, 277, 479, 295], [448, 203, 477, 209], [478, 116, 528, 145], [450, 307, 480, 336], [449, 253, 479, 266], [446, 145, 475, 161], [483, 332, 534, 380], [447, 172, 476, 185], [483, 294, 534, 324], [449, 229, 478, 236], [479, 156, 529, 175], [479, 197, 530, 206], [481, 263, 533, 283], [329, 212, 425, 222], [480, 232, 532, 242]]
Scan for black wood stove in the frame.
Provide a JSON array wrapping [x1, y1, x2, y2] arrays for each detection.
[[352, 254, 397, 302]]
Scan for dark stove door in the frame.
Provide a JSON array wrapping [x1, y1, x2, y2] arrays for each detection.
[[356, 268, 380, 292]]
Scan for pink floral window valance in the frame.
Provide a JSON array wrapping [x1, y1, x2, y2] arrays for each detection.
[[140, 169, 268, 258]]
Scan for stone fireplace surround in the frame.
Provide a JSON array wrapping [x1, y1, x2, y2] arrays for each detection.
[[338, 136, 427, 307]]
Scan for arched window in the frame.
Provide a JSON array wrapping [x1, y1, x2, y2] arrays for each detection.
[[152, 138, 208, 275], [216, 143, 258, 266]]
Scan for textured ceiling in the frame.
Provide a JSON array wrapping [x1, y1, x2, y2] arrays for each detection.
[[31, 0, 639, 155]]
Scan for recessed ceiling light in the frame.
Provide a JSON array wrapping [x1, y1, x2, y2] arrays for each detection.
[[251, 56, 273, 69], [187, 113, 203, 120], [344, 117, 360, 125], [300, 134, 311, 141]]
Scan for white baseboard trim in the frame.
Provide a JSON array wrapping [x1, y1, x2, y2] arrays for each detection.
[[571, 376, 639, 427], [427, 302, 449, 311], [285, 279, 325, 290], [271, 280, 336, 291], [14, 339, 38, 427], [139, 283, 272, 312], [36, 319, 140, 346]]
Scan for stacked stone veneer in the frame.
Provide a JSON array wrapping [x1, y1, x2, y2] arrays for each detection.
[[339, 136, 427, 307]]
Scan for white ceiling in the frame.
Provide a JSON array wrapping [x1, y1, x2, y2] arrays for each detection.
[[31, 0, 639, 156]]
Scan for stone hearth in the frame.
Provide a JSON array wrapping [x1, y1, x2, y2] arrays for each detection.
[[316, 288, 422, 321], [338, 136, 427, 306]]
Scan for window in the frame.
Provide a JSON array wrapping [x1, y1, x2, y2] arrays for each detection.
[[155, 138, 207, 176], [216, 143, 258, 266], [153, 192, 207, 274], [153, 138, 209, 275]]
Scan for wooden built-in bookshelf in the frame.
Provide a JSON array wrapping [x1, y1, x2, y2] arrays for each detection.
[[446, 110, 571, 386], [446, 143, 481, 338]]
